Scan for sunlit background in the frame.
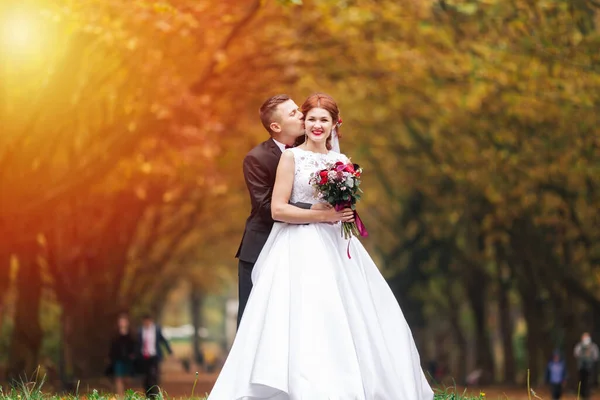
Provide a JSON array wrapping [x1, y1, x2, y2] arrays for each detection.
[[0, 0, 599, 397]]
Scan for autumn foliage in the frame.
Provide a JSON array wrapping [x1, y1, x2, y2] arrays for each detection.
[[0, 0, 599, 387]]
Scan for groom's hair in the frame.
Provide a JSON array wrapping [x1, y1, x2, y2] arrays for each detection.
[[259, 94, 290, 135]]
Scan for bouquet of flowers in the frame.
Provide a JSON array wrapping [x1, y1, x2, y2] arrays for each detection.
[[309, 160, 368, 255]]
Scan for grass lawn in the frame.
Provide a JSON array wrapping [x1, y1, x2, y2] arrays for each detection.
[[0, 380, 528, 400], [0, 389, 491, 400], [0, 369, 573, 400]]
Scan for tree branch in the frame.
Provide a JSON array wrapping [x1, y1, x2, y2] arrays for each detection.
[[190, 0, 263, 94]]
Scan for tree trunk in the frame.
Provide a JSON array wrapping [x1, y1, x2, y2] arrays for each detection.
[[7, 239, 43, 379], [465, 268, 496, 384], [515, 260, 554, 386], [446, 278, 468, 384], [190, 284, 205, 366], [0, 239, 10, 347], [57, 275, 121, 381], [496, 260, 516, 383], [564, 307, 583, 391], [520, 285, 544, 384], [59, 311, 74, 390], [0, 235, 10, 301], [509, 217, 565, 384], [76, 299, 120, 378]]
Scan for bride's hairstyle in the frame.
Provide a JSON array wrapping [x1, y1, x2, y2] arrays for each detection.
[[296, 93, 342, 150], [259, 94, 291, 135]]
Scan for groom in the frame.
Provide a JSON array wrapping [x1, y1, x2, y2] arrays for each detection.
[[235, 94, 332, 327]]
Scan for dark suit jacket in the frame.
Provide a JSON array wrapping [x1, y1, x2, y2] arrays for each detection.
[[236, 138, 309, 263], [137, 325, 172, 361]]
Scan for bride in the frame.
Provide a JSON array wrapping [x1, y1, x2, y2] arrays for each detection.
[[208, 93, 434, 400]]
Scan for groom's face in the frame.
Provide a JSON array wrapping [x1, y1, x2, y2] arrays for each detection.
[[272, 100, 304, 137]]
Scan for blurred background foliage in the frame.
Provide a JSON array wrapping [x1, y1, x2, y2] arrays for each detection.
[[0, 0, 599, 389]]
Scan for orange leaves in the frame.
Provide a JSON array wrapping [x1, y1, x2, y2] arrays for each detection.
[[295, 0, 600, 276]]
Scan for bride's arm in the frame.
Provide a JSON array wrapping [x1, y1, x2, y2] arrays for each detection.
[[272, 151, 353, 224]]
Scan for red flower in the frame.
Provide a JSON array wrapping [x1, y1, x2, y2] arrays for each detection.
[[319, 170, 328, 185], [343, 164, 355, 173]]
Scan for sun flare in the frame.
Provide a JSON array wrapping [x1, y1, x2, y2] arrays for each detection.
[[1, 8, 44, 57]]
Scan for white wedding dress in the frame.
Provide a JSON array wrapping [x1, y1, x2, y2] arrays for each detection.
[[208, 148, 434, 400]]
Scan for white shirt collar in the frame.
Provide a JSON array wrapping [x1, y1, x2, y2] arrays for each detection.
[[272, 138, 288, 153], [142, 324, 157, 356]]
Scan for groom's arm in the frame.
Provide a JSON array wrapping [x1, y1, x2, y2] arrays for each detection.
[[243, 155, 274, 223], [292, 201, 311, 209], [243, 155, 310, 223]]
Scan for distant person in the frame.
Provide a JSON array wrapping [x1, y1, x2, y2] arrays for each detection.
[[108, 313, 136, 397], [137, 314, 173, 398], [466, 368, 483, 386], [545, 350, 567, 400], [574, 332, 599, 399]]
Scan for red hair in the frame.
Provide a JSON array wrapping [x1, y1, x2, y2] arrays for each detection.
[[296, 93, 342, 150]]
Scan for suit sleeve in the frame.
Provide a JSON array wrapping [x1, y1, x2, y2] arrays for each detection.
[[243, 154, 276, 223], [159, 329, 173, 355], [292, 202, 312, 210], [244, 153, 312, 221]]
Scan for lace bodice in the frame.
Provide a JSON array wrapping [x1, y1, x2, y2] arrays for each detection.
[[287, 147, 349, 205]]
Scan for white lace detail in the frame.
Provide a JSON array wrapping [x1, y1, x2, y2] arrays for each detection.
[[287, 148, 349, 205]]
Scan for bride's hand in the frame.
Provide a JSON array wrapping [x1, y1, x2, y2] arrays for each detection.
[[341, 208, 355, 223], [321, 207, 354, 224]]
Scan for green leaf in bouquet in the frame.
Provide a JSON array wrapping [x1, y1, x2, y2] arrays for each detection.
[[327, 196, 335, 203]]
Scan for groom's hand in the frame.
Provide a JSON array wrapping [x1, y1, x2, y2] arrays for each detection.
[[311, 203, 332, 211], [312, 203, 336, 224]]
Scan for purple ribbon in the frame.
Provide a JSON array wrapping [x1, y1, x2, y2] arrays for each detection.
[[335, 202, 368, 259], [354, 211, 369, 237]]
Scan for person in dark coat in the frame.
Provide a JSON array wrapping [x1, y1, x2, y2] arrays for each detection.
[[108, 313, 136, 396]]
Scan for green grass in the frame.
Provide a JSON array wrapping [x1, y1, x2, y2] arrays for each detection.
[[0, 387, 490, 400], [0, 381, 498, 400], [0, 380, 210, 400], [0, 372, 527, 400], [433, 387, 487, 400], [0, 389, 494, 400]]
